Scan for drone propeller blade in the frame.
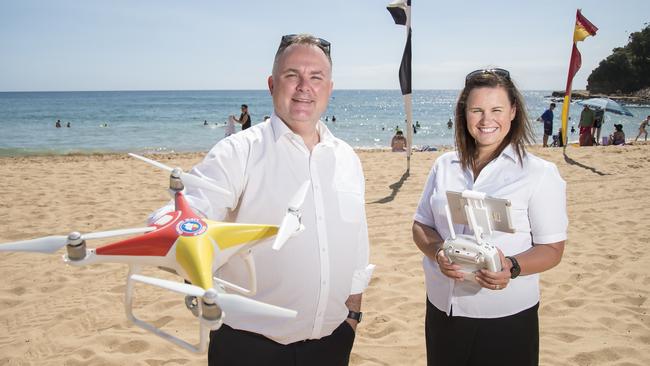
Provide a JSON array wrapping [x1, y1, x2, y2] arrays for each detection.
[[289, 181, 311, 210], [272, 181, 310, 251], [128, 153, 173, 172], [83, 227, 155, 241], [131, 275, 297, 319], [0, 235, 68, 253], [130, 274, 205, 298], [129, 153, 233, 199], [217, 293, 297, 318], [178, 171, 233, 198], [272, 213, 300, 251]]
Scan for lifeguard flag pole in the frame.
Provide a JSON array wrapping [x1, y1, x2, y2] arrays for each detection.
[[561, 9, 598, 150], [387, 0, 412, 171]]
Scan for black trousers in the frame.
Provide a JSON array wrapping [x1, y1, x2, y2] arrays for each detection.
[[425, 298, 539, 366], [208, 321, 355, 366]]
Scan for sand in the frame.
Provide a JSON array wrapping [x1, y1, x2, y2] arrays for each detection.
[[1, 144, 649, 365]]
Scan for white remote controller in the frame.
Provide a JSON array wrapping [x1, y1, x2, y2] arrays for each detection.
[[442, 235, 501, 274], [440, 190, 513, 279]]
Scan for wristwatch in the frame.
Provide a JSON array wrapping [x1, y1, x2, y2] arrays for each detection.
[[506, 256, 521, 279], [347, 310, 363, 323]]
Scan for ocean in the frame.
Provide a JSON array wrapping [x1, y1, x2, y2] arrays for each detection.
[[1, 90, 649, 156]]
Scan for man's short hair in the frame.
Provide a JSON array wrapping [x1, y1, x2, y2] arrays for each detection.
[[272, 34, 332, 75], [241, 104, 248, 109], [550, 103, 556, 108]]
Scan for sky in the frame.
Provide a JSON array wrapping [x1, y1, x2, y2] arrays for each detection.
[[0, 0, 648, 92]]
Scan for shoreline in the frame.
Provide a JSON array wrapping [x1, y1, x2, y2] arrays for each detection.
[[5, 139, 650, 159]]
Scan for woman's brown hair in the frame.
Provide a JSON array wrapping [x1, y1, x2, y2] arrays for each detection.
[[454, 70, 534, 171]]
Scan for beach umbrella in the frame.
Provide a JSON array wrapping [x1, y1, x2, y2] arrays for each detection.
[[575, 98, 634, 117]]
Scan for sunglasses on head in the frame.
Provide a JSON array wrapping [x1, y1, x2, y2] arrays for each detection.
[[279, 34, 331, 57], [465, 68, 510, 84]]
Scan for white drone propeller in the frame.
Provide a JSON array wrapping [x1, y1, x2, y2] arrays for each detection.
[[128, 153, 233, 200], [272, 180, 311, 250], [130, 274, 297, 319], [0, 227, 155, 254]]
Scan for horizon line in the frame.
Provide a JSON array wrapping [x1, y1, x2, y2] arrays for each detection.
[[0, 88, 567, 93]]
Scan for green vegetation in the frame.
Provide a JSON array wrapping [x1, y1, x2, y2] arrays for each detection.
[[587, 23, 650, 94]]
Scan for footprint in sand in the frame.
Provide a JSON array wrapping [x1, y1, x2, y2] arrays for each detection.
[[117, 339, 150, 354]]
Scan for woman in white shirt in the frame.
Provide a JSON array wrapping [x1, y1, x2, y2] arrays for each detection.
[[412, 68, 568, 366]]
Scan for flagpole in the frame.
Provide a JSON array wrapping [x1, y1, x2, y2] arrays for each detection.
[[561, 44, 577, 152], [404, 3, 412, 172]]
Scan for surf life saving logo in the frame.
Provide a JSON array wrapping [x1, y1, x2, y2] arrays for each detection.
[[176, 218, 207, 236]]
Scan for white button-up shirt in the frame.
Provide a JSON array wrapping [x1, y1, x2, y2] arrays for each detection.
[[414, 145, 567, 318], [153, 113, 373, 344]]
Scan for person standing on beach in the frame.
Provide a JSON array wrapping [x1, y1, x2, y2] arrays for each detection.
[[412, 68, 567, 365], [579, 105, 595, 146], [55, 119, 61, 128], [537, 102, 555, 147], [233, 104, 252, 130], [150, 34, 372, 366], [592, 107, 605, 145], [635, 115, 649, 142]]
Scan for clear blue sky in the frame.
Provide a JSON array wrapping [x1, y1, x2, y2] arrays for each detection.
[[0, 0, 648, 92]]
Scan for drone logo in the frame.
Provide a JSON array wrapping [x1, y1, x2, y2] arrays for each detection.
[[176, 218, 207, 237]]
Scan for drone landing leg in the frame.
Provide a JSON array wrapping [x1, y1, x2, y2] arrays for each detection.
[[124, 264, 212, 353], [213, 250, 258, 296]]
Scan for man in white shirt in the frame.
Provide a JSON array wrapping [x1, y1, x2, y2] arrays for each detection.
[[153, 34, 373, 366]]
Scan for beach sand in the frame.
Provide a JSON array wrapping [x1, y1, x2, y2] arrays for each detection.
[[1, 144, 649, 365]]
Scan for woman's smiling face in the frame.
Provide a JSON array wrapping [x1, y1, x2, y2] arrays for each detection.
[[465, 86, 516, 158]]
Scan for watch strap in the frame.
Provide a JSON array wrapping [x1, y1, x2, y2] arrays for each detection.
[[506, 256, 521, 279], [347, 310, 362, 323]]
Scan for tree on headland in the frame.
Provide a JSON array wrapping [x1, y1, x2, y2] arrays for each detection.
[[587, 23, 650, 94]]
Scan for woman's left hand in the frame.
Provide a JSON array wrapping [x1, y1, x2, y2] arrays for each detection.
[[475, 249, 511, 291]]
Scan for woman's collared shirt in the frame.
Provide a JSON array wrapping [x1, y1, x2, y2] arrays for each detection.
[[414, 145, 567, 318]]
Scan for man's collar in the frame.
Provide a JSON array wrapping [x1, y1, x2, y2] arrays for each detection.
[[270, 113, 337, 147]]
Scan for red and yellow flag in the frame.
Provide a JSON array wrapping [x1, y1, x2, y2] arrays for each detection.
[[561, 9, 598, 147], [573, 10, 598, 42]]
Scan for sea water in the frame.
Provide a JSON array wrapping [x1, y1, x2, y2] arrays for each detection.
[[1, 90, 648, 156]]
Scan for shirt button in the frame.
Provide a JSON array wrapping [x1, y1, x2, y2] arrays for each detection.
[[321, 248, 326, 252], [317, 216, 323, 221], [322, 280, 327, 285]]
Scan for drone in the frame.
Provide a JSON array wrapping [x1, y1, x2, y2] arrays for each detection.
[[0, 153, 310, 353]]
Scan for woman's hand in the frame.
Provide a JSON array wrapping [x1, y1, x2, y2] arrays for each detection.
[[475, 249, 511, 290], [435, 249, 466, 281]]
